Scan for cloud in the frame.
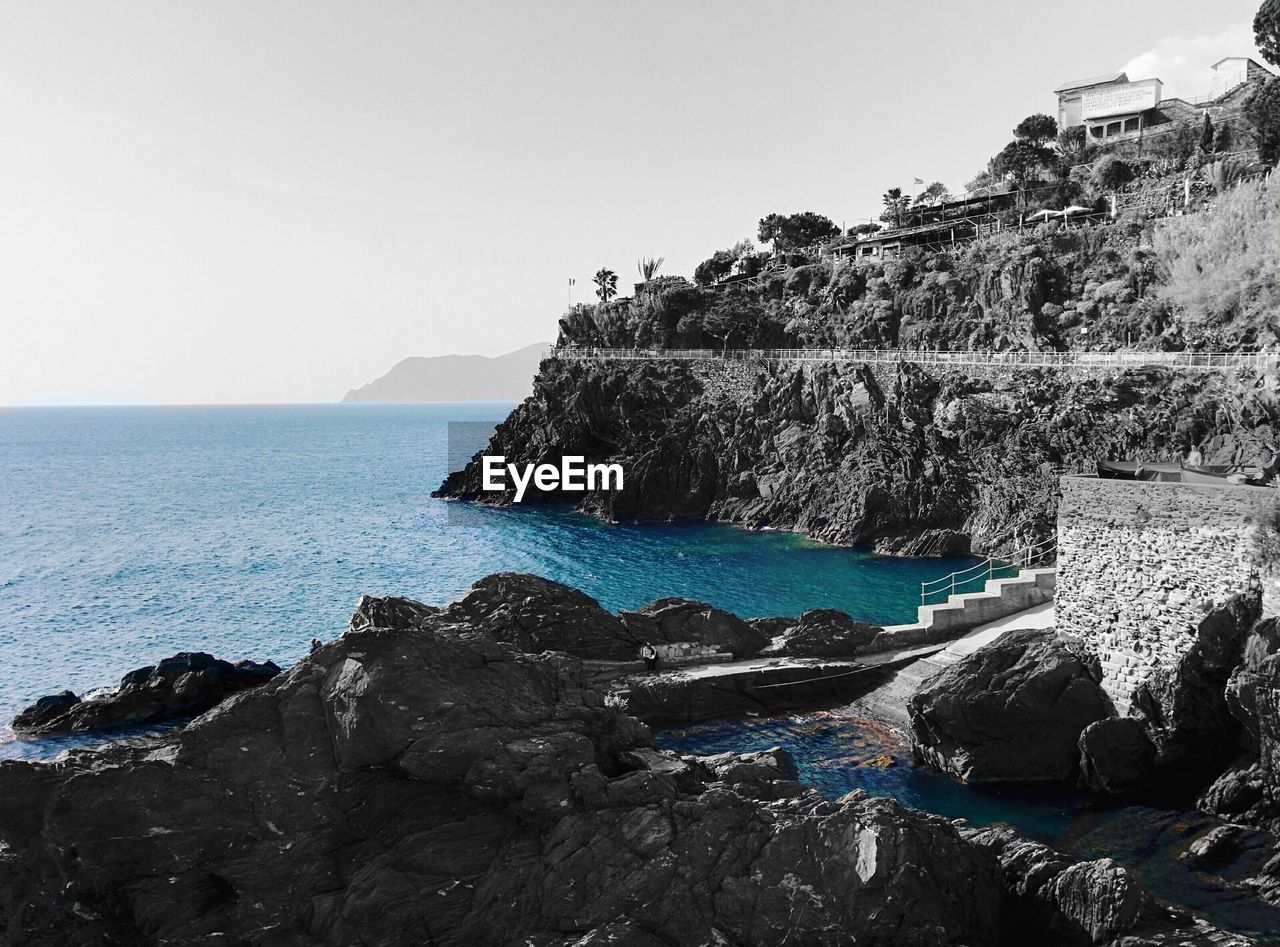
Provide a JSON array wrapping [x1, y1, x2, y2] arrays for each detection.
[[1120, 23, 1263, 100]]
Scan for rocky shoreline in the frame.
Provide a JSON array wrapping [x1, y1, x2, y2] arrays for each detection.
[[1, 573, 1276, 945]]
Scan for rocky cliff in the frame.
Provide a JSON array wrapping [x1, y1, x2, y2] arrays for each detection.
[[436, 356, 1278, 556]]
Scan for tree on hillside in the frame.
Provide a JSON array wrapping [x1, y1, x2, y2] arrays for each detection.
[[992, 138, 1054, 193], [1055, 125, 1091, 166], [1013, 113, 1059, 146], [593, 268, 618, 302], [914, 181, 951, 206], [1256, 0, 1280, 68], [880, 187, 909, 227], [1245, 77, 1280, 163], [757, 212, 840, 252], [964, 167, 1003, 196], [637, 257, 665, 281], [694, 248, 738, 287], [1200, 112, 1215, 152]]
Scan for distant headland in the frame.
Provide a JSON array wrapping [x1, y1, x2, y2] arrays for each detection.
[[341, 341, 549, 403]]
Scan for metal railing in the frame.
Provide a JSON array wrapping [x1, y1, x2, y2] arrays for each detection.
[[552, 346, 1279, 373], [920, 536, 1058, 606]]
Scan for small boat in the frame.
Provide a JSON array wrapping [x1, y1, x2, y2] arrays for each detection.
[[1097, 458, 1277, 487], [1179, 467, 1236, 485], [1096, 460, 1182, 481]]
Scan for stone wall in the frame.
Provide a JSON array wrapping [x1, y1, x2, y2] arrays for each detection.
[[1056, 475, 1276, 711]]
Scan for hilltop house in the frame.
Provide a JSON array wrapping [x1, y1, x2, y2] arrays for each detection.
[[1055, 56, 1274, 144]]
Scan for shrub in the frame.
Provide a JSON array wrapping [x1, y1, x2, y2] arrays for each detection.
[[758, 212, 840, 252], [694, 249, 737, 287], [1244, 76, 1280, 165], [1091, 155, 1134, 191], [1152, 174, 1279, 343]]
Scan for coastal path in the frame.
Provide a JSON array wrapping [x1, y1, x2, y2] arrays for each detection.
[[551, 346, 1278, 373]]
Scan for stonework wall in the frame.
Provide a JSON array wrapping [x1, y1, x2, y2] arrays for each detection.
[[1056, 475, 1275, 711]]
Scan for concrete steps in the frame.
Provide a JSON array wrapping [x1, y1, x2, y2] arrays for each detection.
[[867, 568, 1056, 653]]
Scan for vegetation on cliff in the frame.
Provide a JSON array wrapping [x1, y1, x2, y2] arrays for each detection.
[[560, 172, 1277, 355]]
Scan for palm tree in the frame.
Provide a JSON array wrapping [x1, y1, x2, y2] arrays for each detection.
[[593, 268, 618, 303], [637, 257, 665, 281], [882, 187, 907, 228]]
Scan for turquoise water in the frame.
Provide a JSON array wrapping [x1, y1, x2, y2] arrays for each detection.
[[658, 713, 1280, 941], [0, 404, 979, 751]]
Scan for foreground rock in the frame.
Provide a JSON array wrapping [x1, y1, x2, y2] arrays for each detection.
[[363, 573, 879, 666], [0, 603, 1006, 946], [433, 572, 640, 659], [619, 597, 770, 658], [756, 608, 880, 658], [909, 629, 1111, 783], [11, 651, 281, 735], [1080, 594, 1261, 796], [966, 825, 1254, 947], [1200, 618, 1280, 835]]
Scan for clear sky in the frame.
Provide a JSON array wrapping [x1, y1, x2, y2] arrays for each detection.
[[0, 0, 1264, 404]]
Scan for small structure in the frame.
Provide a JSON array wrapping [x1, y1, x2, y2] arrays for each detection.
[[1055, 57, 1276, 144], [829, 191, 1017, 262], [1055, 71, 1129, 131]]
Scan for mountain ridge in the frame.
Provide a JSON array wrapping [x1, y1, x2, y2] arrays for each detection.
[[341, 342, 549, 403]]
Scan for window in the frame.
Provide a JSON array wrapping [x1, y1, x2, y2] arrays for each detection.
[[1123, 116, 1140, 133], [1090, 124, 1105, 139], [1106, 121, 1122, 136]]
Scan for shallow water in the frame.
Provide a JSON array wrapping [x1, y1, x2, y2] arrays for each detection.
[[657, 712, 1280, 942], [0, 403, 980, 755]]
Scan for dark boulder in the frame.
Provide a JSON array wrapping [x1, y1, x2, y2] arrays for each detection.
[[758, 608, 881, 658], [1201, 639, 1280, 832], [11, 652, 280, 735], [439, 572, 639, 659], [349, 594, 439, 632], [1078, 717, 1158, 794], [1225, 617, 1280, 748], [619, 597, 769, 658], [1127, 593, 1260, 787], [961, 824, 1234, 946], [909, 629, 1111, 784]]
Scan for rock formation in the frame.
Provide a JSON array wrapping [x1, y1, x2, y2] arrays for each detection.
[[618, 597, 770, 659], [435, 357, 1278, 559], [755, 608, 881, 658], [908, 629, 1111, 784], [11, 651, 281, 735], [1200, 618, 1280, 832], [1077, 594, 1261, 795], [965, 825, 1253, 946]]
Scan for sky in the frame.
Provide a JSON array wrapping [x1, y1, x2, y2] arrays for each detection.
[[0, 1, 1265, 405]]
